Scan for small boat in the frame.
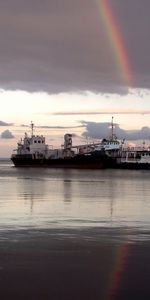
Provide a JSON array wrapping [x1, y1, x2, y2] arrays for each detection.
[[115, 147, 150, 169]]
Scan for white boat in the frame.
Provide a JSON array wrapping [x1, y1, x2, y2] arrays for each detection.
[[116, 147, 150, 169]]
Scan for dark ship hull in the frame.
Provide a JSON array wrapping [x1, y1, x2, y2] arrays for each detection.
[[11, 151, 111, 169], [113, 162, 150, 170]]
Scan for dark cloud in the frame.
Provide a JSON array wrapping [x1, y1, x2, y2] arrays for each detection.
[[0, 0, 149, 93], [82, 121, 150, 141], [0, 121, 13, 126], [1, 130, 15, 139]]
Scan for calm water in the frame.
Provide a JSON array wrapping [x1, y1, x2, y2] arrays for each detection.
[[0, 159, 150, 234], [0, 159, 150, 299]]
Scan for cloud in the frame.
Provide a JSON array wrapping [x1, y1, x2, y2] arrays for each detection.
[[21, 124, 84, 129], [82, 121, 150, 141], [1, 130, 15, 139], [0, 121, 14, 126], [53, 110, 150, 116], [0, 0, 149, 93]]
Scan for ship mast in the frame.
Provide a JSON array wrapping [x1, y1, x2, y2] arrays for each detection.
[[31, 121, 34, 137], [111, 116, 114, 140]]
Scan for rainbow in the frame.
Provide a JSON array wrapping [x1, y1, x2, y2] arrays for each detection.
[[97, 0, 133, 87], [102, 243, 131, 300], [108, 244, 131, 299]]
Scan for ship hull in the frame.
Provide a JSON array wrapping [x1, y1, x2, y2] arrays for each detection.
[[11, 151, 108, 169], [113, 162, 150, 170]]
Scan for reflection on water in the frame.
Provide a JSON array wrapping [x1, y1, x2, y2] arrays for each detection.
[[0, 160, 150, 253], [0, 160, 150, 235], [0, 227, 149, 300], [0, 161, 150, 299], [63, 179, 72, 203]]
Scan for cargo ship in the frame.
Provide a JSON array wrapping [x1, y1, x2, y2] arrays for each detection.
[[11, 122, 116, 169]]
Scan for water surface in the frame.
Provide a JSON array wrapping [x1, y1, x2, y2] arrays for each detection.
[[0, 160, 150, 299], [0, 160, 150, 233]]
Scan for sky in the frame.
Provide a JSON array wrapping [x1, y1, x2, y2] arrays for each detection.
[[0, 0, 150, 157]]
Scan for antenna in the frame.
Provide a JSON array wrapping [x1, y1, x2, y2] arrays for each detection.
[[143, 140, 145, 150], [31, 121, 34, 137], [111, 116, 114, 140]]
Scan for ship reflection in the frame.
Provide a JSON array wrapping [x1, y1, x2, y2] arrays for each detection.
[[63, 179, 72, 203], [16, 171, 47, 213]]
